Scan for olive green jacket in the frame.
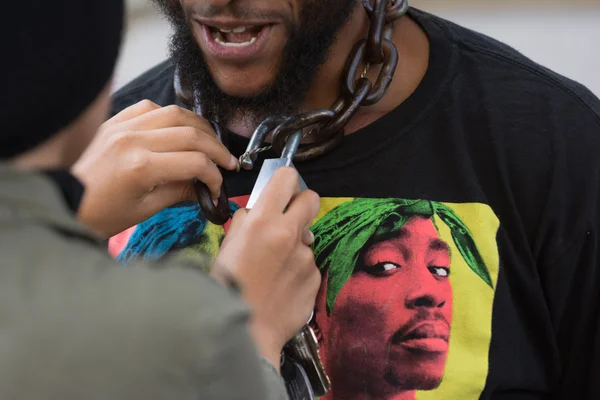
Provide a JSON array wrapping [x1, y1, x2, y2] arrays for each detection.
[[0, 164, 287, 400]]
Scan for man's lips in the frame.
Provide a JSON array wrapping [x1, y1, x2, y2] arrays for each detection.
[[391, 321, 450, 353], [195, 17, 275, 30], [194, 19, 274, 61]]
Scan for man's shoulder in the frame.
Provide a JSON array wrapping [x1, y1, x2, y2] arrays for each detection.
[[426, 9, 600, 127], [111, 59, 177, 114]]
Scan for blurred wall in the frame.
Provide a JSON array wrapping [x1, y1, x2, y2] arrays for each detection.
[[113, 0, 600, 96]]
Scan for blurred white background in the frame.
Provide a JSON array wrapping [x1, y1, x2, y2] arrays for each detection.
[[114, 0, 600, 96]]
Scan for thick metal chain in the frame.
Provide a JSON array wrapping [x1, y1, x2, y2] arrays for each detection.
[[238, 0, 407, 169], [176, 0, 409, 224]]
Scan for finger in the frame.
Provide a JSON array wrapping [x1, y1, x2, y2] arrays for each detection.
[[135, 127, 237, 170], [293, 245, 319, 283], [117, 104, 215, 135], [285, 189, 321, 233], [146, 151, 223, 199], [138, 180, 194, 217], [307, 267, 322, 300], [219, 208, 247, 247], [228, 208, 248, 233], [252, 167, 301, 214], [302, 227, 315, 246], [105, 99, 161, 126]]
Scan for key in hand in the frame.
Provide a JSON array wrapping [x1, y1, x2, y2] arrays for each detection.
[[284, 314, 331, 397], [246, 129, 308, 209], [245, 130, 330, 398]]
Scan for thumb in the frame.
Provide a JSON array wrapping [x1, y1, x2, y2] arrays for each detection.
[[228, 208, 248, 233]]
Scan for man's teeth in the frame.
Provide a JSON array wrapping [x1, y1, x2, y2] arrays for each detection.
[[218, 27, 247, 33], [214, 26, 259, 47], [215, 36, 257, 47]]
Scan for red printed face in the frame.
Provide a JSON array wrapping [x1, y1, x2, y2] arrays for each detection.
[[314, 217, 453, 398]]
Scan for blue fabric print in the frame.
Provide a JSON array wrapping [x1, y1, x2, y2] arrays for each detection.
[[117, 201, 241, 264]]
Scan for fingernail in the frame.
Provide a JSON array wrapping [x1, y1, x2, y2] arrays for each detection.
[[212, 188, 221, 205], [230, 155, 239, 170], [305, 229, 315, 245]]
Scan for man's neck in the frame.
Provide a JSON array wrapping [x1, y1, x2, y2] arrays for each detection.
[[11, 132, 71, 171], [227, 9, 429, 139]]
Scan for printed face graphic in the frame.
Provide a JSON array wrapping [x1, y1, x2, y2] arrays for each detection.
[[315, 216, 453, 399], [110, 196, 499, 400]]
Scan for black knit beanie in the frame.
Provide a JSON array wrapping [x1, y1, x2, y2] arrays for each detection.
[[0, 0, 124, 158]]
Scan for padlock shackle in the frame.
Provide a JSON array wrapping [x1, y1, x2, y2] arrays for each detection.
[[281, 129, 302, 164], [240, 116, 290, 170]]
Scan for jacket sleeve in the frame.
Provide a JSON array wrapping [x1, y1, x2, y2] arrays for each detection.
[[122, 249, 290, 398], [0, 254, 289, 400], [135, 262, 290, 400], [198, 309, 288, 400]]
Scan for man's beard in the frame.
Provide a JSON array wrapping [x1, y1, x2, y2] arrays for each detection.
[[156, 0, 357, 126]]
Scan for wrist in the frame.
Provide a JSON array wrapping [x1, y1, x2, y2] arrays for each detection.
[[249, 320, 283, 373], [75, 201, 108, 239], [209, 265, 241, 290]]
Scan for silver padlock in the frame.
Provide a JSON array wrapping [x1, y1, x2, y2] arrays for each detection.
[[245, 128, 307, 208], [243, 125, 330, 398]]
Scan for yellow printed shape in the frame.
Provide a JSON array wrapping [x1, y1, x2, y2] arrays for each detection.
[[417, 201, 500, 399]]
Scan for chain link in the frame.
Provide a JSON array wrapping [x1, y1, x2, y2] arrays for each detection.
[[176, 0, 409, 224], [236, 145, 272, 171], [236, 0, 407, 167]]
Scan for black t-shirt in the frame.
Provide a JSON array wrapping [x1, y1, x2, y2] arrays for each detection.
[[109, 8, 600, 400]]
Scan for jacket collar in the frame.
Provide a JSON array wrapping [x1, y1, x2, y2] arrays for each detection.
[[0, 164, 99, 241]]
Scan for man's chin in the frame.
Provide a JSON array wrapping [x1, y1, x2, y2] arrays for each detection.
[[384, 366, 445, 391], [209, 65, 277, 98], [214, 83, 269, 99]]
